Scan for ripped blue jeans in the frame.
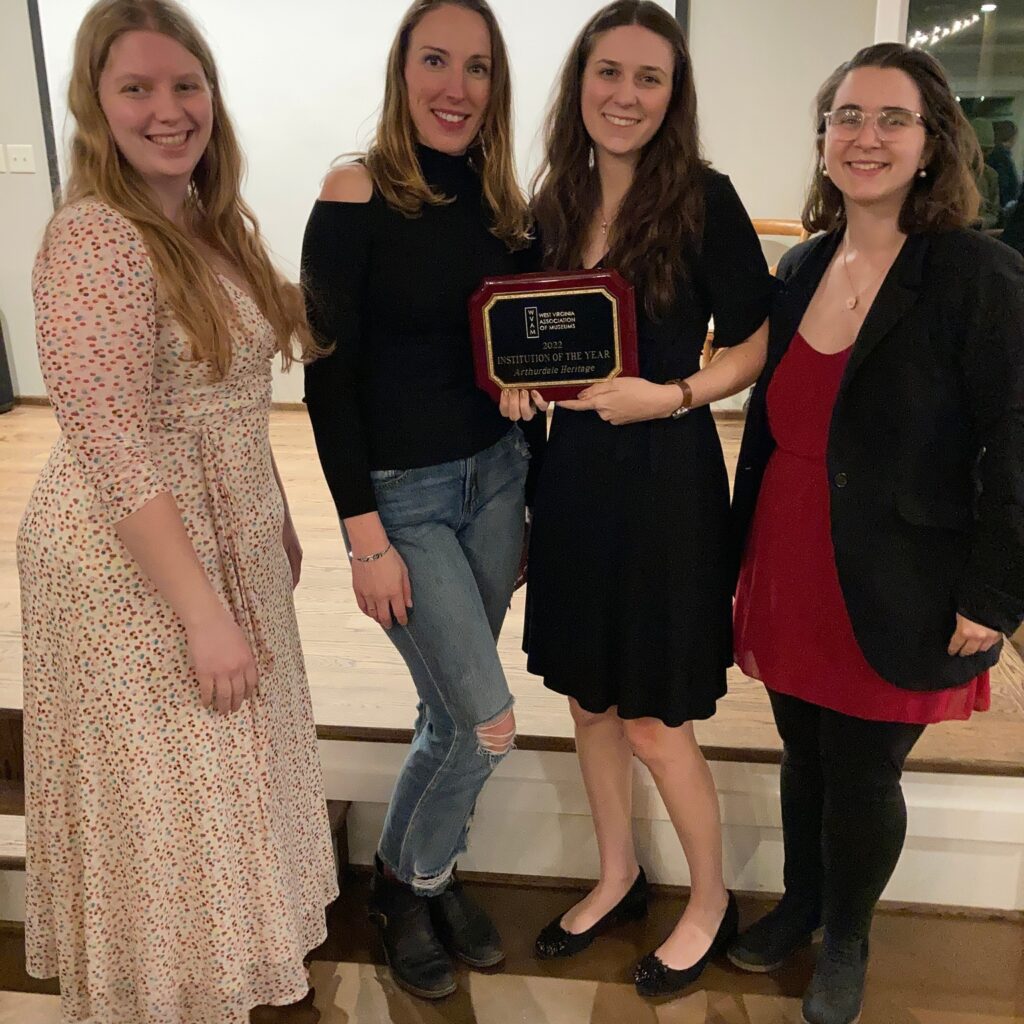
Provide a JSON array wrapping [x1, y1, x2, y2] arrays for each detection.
[[371, 428, 528, 895]]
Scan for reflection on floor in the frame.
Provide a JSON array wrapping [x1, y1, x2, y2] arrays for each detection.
[[1, 962, 1022, 1024], [1, 875, 1021, 1023]]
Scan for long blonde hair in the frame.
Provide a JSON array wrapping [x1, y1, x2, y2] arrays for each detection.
[[57, 0, 318, 377], [364, 0, 530, 249]]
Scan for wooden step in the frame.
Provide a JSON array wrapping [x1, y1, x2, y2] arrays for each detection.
[[0, 816, 24, 872]]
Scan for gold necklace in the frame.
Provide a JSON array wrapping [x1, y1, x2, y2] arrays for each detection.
[[598, 200, 621, 236], [840, 236, 889, 312]]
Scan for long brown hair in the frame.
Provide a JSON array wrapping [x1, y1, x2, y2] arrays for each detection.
[[531, 0, 706, 317], [364, 0, 530, 249], [803, 42, 981, 234], [56, 0, 317, 378]]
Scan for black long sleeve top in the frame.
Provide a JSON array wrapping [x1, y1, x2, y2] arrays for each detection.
[[302, 144, 536, 518]]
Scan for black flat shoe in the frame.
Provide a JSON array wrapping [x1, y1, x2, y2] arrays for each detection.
[[534, 868, 648, 959], [369, 857, 457, 1001], [429, 871, 505, 968], [633, 891, 738, 998]]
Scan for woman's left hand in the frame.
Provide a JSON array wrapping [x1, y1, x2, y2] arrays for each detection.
[[499, 388, 548, 422], [283, 515, 303, 589], [559, 378, 681, 426], [947, 613, 1002, 657]]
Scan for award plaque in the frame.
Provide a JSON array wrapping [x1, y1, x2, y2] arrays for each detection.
[[469, 269, 639, 402]]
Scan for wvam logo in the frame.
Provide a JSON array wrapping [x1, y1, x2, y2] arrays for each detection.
[[525, 306, 540, 340]]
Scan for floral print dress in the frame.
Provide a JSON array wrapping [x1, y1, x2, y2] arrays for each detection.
[[17, 201, 338, 1024]]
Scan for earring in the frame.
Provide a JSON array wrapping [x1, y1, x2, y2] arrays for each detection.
[[918, 168, 927, 178], [822, 166, 830, 178]]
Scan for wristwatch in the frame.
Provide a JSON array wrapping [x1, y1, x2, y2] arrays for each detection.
[[666, 378, 693, 419]]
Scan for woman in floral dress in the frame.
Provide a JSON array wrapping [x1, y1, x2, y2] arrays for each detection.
[[17, 2, 336, 1021]]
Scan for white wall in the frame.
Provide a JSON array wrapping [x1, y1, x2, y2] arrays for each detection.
[[691, 0, 877, 226], [874, 0, 910, 44], [0, 0, 55, 399], [691, 0, 876, 410], [10, 0, 881, 400]]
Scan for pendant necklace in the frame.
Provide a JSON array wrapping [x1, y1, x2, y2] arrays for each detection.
[[599, 199, 621, 237], [841, 235, 889, 312]]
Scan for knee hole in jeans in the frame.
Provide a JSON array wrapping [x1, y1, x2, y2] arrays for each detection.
[[476, 708, 516, 756]]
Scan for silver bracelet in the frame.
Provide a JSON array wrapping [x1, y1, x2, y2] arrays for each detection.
[[351, 542, 392, 564]]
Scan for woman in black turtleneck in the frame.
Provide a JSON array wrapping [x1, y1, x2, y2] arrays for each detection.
[[300, 0, 535, 1002]]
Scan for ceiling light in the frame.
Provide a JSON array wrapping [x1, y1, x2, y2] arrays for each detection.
[[908, 7, 987, 47]]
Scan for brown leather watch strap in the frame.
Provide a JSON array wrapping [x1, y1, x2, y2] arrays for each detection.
[[665, 378, 693, 419]]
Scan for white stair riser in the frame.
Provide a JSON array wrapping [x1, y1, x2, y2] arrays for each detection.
[[322, 742, 1024, 912]]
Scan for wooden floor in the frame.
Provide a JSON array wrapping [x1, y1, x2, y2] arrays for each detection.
[[2, 404, 1023, 775], [0, 875, 1021, 1022]]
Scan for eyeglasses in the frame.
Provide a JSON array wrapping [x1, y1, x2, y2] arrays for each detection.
[[822, 107, 929, 140]]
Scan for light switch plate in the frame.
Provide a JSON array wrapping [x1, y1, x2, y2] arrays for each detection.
[[7, 145, 35, 174], [0, 148, 6, 173]]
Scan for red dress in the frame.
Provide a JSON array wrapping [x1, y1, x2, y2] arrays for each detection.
[[734, 333, 990, 724]]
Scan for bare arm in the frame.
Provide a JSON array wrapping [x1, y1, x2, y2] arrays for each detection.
[[557, 320, 769, 425], [681, 321, 769, 410], [115, 493, 227, 628], [114, 496, 259, 712]]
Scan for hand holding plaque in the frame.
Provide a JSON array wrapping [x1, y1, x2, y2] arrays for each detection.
[[469, 269, 639, 402]]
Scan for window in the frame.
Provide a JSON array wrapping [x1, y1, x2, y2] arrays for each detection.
[[907, 1, 1024, 221]]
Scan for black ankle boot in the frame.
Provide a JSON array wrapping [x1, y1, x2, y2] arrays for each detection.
[[369, 858, 456, 1000], [429, 871, 505, 968], [534, 869, 648, 959], [728, 895, 822, 972], [801, 935, 869, 1024]]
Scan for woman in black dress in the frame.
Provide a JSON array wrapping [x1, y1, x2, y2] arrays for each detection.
[[508, 0, 771, 997]]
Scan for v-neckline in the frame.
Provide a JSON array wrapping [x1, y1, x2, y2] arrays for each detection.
[[217, 272, 258, 309]]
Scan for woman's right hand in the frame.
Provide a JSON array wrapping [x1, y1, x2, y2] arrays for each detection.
[[186, 606, 259, 715], [499, 388, 549, 422], [352, 546, 413, 629]]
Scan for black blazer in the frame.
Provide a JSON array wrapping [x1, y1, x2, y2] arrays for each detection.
[[732, 228, 1024, 691]]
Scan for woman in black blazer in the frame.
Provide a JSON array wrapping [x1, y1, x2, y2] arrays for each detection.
[[728, 43, 1024, 1024]]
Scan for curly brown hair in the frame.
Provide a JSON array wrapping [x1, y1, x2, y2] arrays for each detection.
[[803, 42, 981, 234], [363, 0, 530, 250], [531, 0, 706, 318]]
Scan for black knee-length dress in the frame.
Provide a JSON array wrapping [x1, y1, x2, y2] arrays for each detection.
[[523, 170, 772, 727]]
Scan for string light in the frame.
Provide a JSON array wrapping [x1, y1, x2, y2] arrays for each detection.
[[908, 8, 982, 48]]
